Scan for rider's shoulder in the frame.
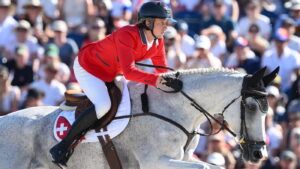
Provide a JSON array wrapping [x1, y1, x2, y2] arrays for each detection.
[[116, 25, 139, 35], [114, 25, 140, 41]]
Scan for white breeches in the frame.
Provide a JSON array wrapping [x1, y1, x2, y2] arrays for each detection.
[[73, 58, 111, 119]]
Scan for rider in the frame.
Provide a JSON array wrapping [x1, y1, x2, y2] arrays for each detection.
[[50, 1, 183, 166]]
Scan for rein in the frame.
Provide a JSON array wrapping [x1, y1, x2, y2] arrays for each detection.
[[137, 62, 239, 135], [116, 63, 266, 152]]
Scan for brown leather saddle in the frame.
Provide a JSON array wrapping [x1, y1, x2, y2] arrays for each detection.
[[63, 82, 122, 131], [63, 81, 123, 169]]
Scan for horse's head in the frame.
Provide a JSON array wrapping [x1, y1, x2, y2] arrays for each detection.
[[178, 67, 279, 163], [237, 67, 279, 163], [145, 67, 279, 164]]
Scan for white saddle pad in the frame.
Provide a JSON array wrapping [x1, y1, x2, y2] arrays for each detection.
[[53, 79, 131, 142]]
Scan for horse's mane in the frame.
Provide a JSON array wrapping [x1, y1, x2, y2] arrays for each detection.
[[163, 67, 241, 76]]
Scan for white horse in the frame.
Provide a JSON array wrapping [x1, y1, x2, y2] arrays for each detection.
[[0, 67, 278, 169]]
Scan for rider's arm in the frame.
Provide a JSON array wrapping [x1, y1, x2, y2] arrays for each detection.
[[116, 31, 159, 87]]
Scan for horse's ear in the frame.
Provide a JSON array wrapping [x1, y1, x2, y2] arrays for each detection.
[[249, 67, 267, 86], [263, 66, 280, 87]]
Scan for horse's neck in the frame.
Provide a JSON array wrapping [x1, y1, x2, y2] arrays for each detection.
[[128, 72, 243, 133], [179, 74, 243, 131]]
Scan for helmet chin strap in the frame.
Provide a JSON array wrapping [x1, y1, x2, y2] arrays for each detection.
[[151, 29, 158, 41], [147, 18, 158, 42]]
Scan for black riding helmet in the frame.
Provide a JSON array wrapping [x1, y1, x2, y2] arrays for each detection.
[[138, 1, 176, 39]]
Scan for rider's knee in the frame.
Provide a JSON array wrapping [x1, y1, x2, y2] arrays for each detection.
[[95, 99, 111, 119]]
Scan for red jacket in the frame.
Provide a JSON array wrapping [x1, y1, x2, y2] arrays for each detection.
[[78, 25, 167, 86]]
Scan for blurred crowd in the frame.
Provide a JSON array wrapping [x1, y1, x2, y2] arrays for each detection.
[[0, 0, 299, 168]]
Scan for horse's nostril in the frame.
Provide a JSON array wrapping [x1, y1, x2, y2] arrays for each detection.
[[253, 150, 263, 159]]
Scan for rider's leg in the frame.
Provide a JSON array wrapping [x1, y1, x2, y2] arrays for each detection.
[[50, 57, 111, 165], [72, 57, 111, 119]]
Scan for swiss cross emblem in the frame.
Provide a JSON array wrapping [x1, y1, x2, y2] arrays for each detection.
[[55, 116, 71, 139]]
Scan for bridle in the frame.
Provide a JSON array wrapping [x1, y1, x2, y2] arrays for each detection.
[[116, 64, 267, 152], [239, 76, 268, 159]]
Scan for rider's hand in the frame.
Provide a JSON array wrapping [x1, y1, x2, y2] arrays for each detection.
[[156, 75, 183, 93]]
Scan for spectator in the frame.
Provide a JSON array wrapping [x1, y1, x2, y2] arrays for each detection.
[[38, 43, 70, 84], [94, 0, 114, 34], [30, 61, 66, 106], [290, 71, 300, 100], [21, 0, 45, 43], [174, 2, 203, 36], [199, 0, 240, 22], [225, 0, 240, 23], [276, 150, 297, 169], [287, 99, 300, 129], [260, 0, 284, 26], [0, 0, 17, 57], [15, 0, 27, 16], [50, 20, 79, 66], [131, 0, 144, 21], [201, 0, 236, 45], [196, 0, 212, 23], [40, 0, 60, 22], [280, 16, 300, 53], [21, 88, 44, 108], [5, 19, 42, 71], [289, 128, 300, 160], [266, 85, 281, 117], [59, 0, 95, 33], [201, 25, 227, 62], [281, 99, 300, 153], [174, 0, 200, 12], [16, 0, 59, 21], [265, 106, 283, 167], [225, 37, 260, 74], [5, 44, 34, 92], [266, 85, 287, 122], [0, 65, 20, 115], [186, 35, 222, 68], [262, 28, 300, 92], [245, 23, 269, 57], [111, 0, 132, 30], [206, 132, 236, 169], [236, 0, 272, 39], [285, 0, 300, 24], [175, 20, 195, 59], [82, 18, 107, 47], [164, 26, 186, 69]]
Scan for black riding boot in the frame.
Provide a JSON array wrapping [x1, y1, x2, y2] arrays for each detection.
[[50, 106, 98, 167]]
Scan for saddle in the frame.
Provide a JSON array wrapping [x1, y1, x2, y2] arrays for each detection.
[[64, 82, 122, 131], [62, 81, 123, 169]]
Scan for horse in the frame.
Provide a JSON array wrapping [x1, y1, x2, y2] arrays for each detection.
[[0, 67, 278, 169]]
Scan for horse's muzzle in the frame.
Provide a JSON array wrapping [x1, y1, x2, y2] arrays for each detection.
[[242, 143, 266, 163]]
